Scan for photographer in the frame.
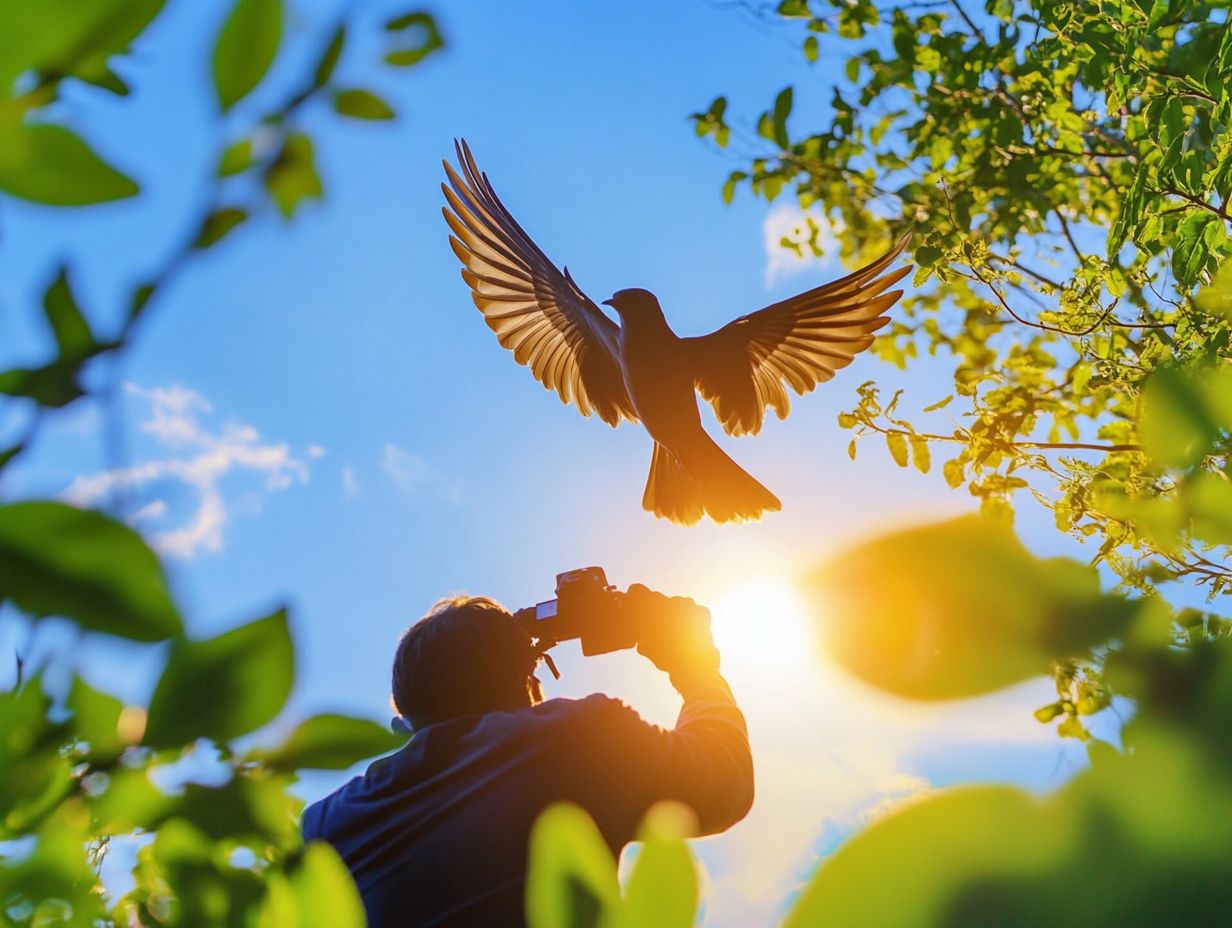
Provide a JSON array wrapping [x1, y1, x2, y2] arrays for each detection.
[[301, 581, 753, 927]]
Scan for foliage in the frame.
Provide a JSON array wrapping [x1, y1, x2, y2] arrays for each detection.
[[693, 0, 1232, 755], [694, 0, 1232, 597], [0, 0, 441, 923], [525, 802, 698, 928]]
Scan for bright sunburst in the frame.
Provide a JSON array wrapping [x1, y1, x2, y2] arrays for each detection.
[[710, 579, 819, 679]]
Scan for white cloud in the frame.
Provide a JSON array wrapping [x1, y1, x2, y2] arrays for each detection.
[[763, 204, 842, 287], [61, 384, 312, 558], [380, 442, 462, 504], [307, 445, 327, 459], [342, 465, 360, 499]]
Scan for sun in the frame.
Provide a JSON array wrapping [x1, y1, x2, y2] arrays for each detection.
[[709, 578, 819, 680]]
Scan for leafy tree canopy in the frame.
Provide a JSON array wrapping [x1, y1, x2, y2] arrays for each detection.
[[694, 0, 1232, 607]]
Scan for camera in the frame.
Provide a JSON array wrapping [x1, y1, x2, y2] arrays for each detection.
[[512, 566, 637, 657]]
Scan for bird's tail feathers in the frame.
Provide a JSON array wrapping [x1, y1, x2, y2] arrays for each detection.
[[642, 439, 781, 525]]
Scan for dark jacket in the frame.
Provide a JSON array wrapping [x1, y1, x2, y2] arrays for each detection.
[[301, 673, 752, 927]]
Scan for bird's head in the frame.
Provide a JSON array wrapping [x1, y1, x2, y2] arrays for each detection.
[[602, 288, 663, 324]]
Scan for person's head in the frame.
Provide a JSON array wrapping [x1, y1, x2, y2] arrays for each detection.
[[391, 595, 542, 730]]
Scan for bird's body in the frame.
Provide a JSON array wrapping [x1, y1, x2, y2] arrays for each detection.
[[614, 294, 692, 440], [612, 289, 782, 523], [441, 140, 910, 525]]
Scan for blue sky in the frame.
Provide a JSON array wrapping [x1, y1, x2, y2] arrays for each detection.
[[1, 1, 1110, 922]]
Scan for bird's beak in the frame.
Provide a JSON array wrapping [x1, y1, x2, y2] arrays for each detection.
[[601, 298, 615, 308]]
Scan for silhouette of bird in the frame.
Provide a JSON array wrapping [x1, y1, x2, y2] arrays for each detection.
[[441, 139, 911, 525]]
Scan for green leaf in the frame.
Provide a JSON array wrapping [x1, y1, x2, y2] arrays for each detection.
[[333, 88, 396, 120], [772, 86, 793, 149], [1173, 212, 1216, 285], [68, 676, 126, 757], [809, 516, 1140, 700], [0, 122, 137, 206], [194, 207, 247, 249], [284, 842, 368, 928], [383, 12, 444, 67], [144, 609, 294, 747], [42, 267, 94, 362], [886, 431, 909, 467], [264, 133, 323, 218], [1187, 472, 1232, 545], [804, 35, 819, 62], [1033, 701, 1064, 723], [0, 362, 84, 407], [1106, 159, 1148, 256], [0, 675, 74, 832], [0, 0, 165, 89], [312, 24, 346, 89], [259, 714, 405, 771], [217, 138, 254, 176], [0, 502, 182, 641], [526, 804, 620, 928], [213, 0, 283, 111], [784, 787, 1054, 928], [623, 804, 699, 928], [1140, 364, 1232, 469]]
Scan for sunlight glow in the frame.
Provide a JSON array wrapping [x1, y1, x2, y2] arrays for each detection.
[[710, 579, 820, 682]]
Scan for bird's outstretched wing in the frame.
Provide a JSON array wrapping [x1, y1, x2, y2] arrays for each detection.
[[442, 139, 637, 426], [685, 238, 911, 436]]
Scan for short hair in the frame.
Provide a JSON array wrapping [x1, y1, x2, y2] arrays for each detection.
[[391, 595, 538, 729]]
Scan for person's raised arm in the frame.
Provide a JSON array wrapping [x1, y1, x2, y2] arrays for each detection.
[[586, 585, 753, 835]]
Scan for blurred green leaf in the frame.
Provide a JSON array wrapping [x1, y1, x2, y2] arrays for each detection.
[[0, 502, 182, 641], [218, 139, 254, 176], [285, 842, 367, 928], [771, 86, 793, 149], [312, 25, 346, 89], [263, 133, 323, 218], [213, 0, 283, 111], [383, 12, 444, 67], [259, 713, 404, 771], [42, 267, 94, 362], [1140, 364, 1232, 470], [810, 516, 1140, 700], [1188, 472, 1232, 545], [0, 122, 137, 205], [165, 775, 300, 845], [785, 715, 1232, 927], [0, 0, 165, 89], [526, 803, 620, 928], [0, 361, 84, 407], [1195, 260, 1232, 318], [621, 803, 698, 928], [333, 88, 396, 120], [144, 609, 293, 747], [0, 676, 74, 835], [67, 676, 126, 758], [0, 801, 105, 922], [194, 207, 248, 249]]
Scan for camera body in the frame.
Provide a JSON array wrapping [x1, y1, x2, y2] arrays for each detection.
[[512, 566, 637, 656]]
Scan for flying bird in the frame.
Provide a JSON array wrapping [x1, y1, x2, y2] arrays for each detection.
[[441, 139, 910, 525]]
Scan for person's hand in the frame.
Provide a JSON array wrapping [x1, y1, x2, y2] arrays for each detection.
[[626, 584, 721, 682]]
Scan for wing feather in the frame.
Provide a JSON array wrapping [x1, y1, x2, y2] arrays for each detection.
[[441, 140, 636, 427], [687, 238, 911, 436]]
